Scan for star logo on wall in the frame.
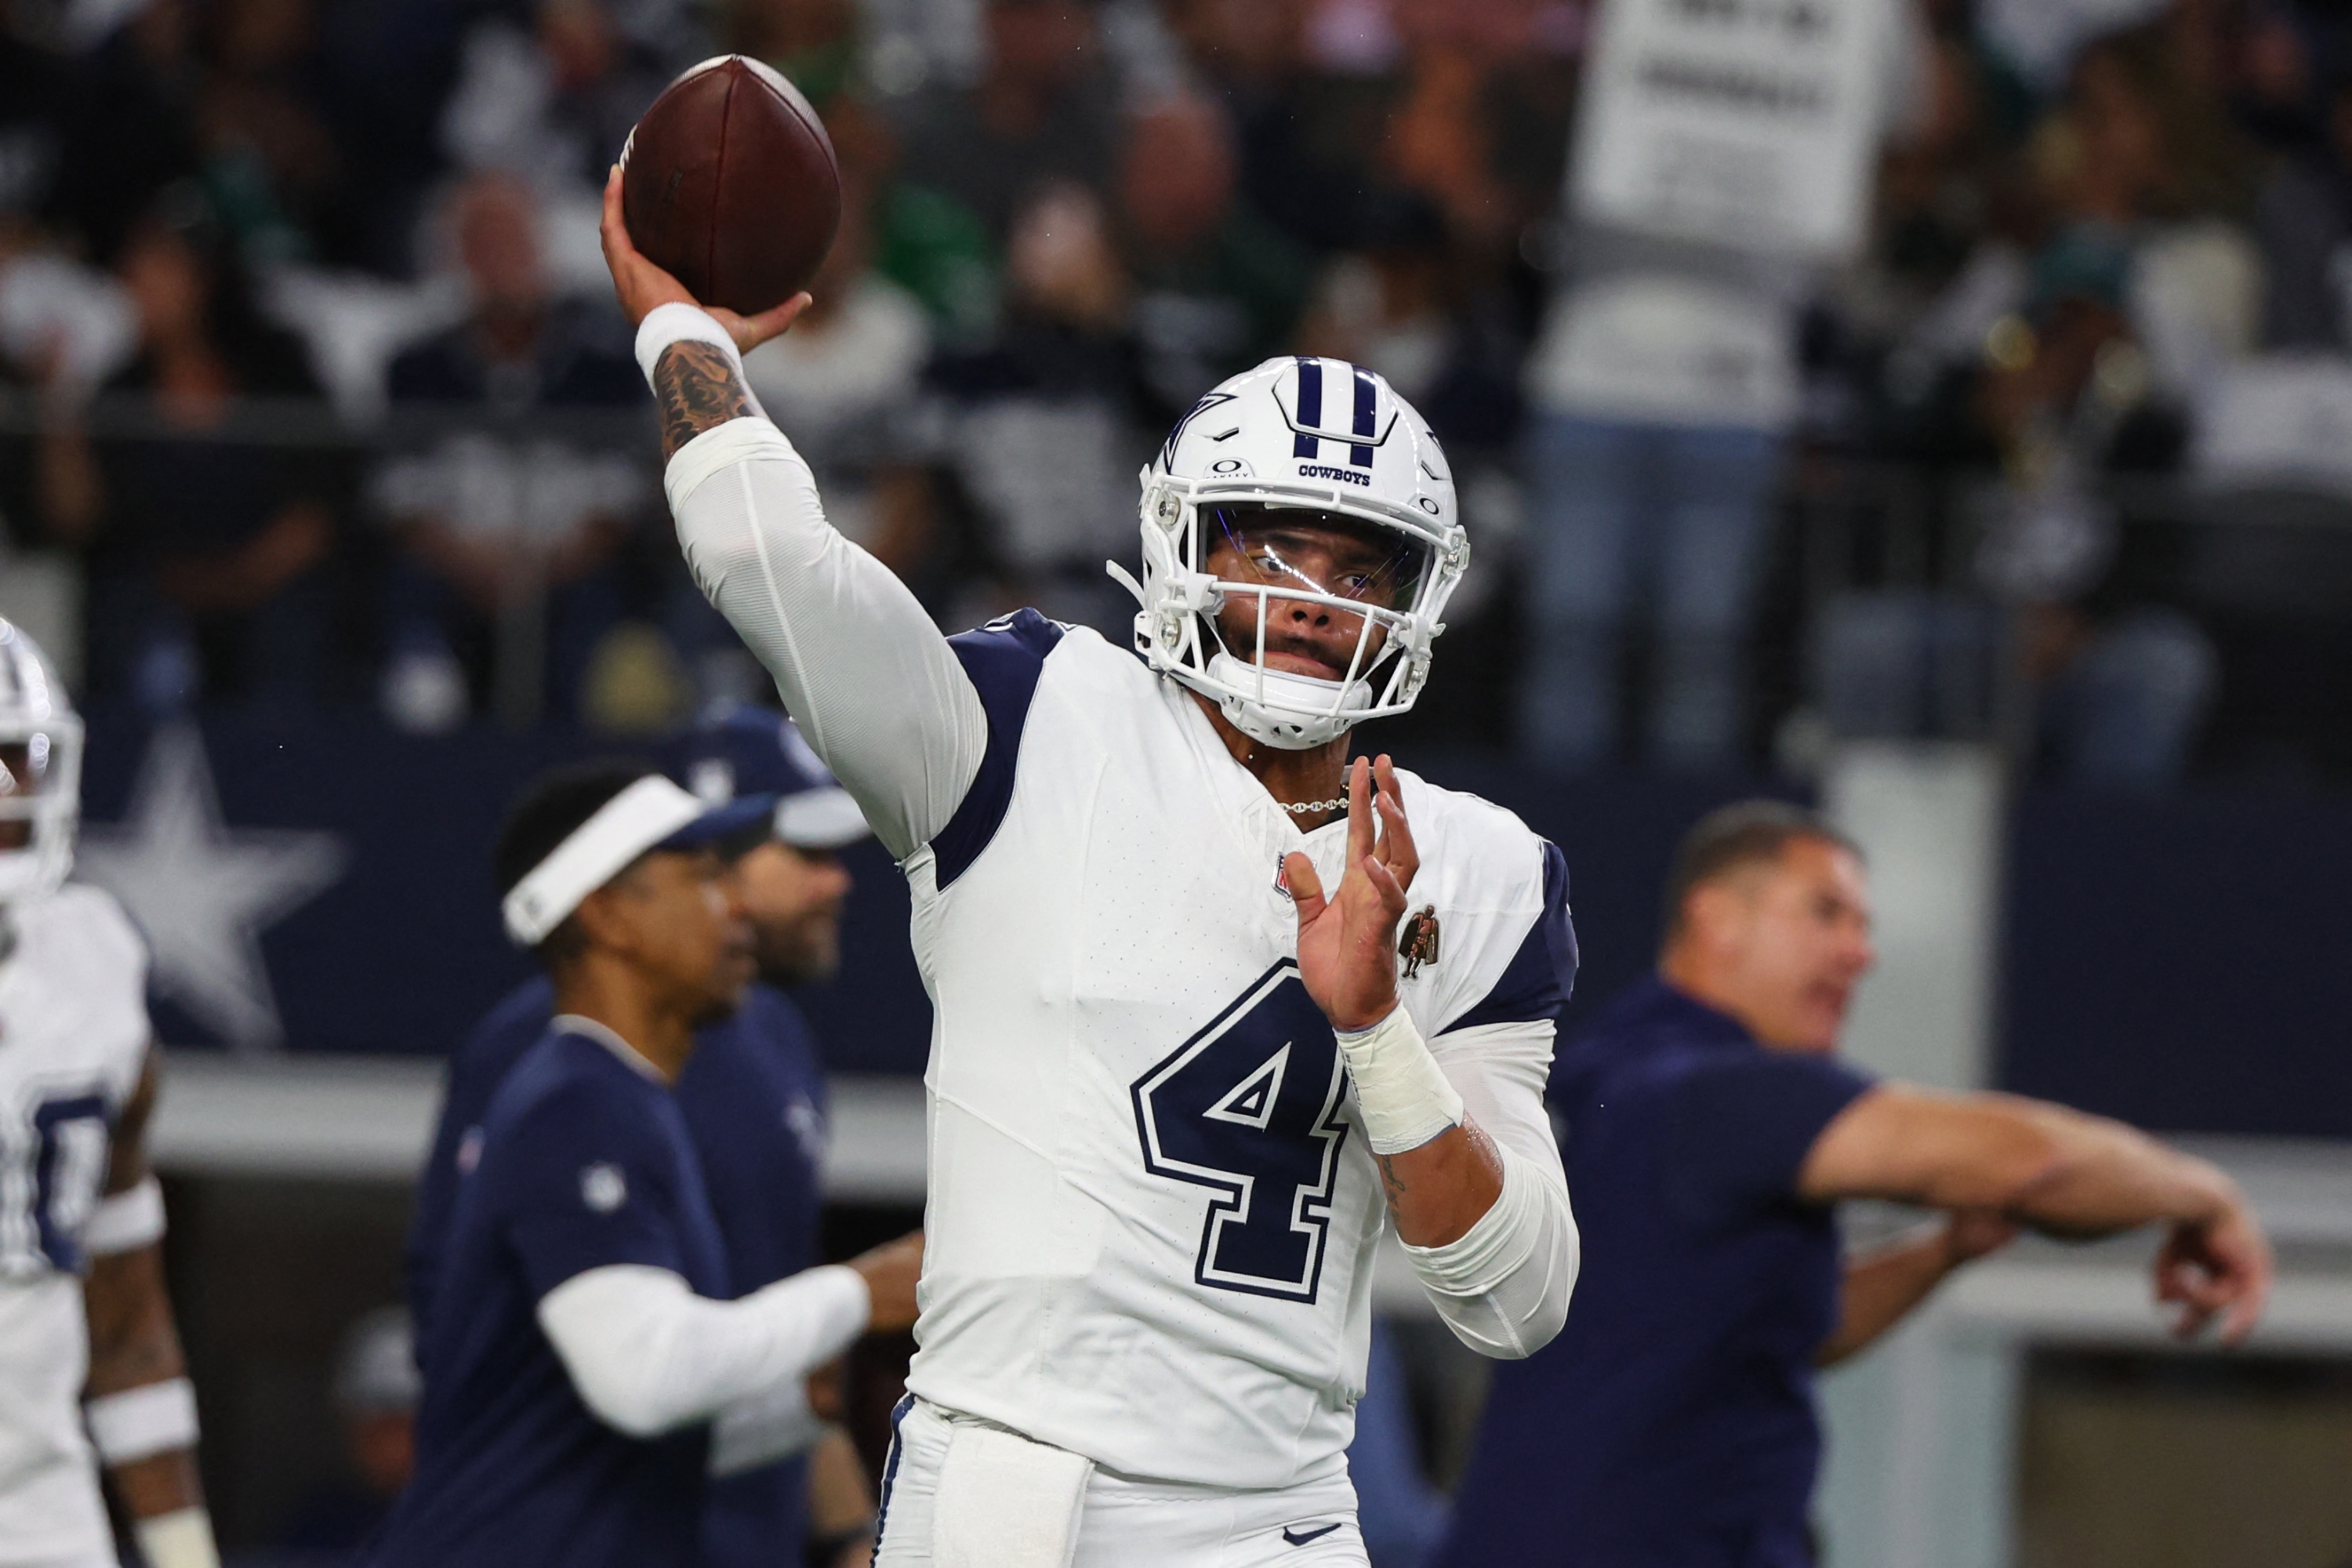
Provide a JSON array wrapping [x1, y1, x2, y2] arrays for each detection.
[[77, 725, 347, 1054]]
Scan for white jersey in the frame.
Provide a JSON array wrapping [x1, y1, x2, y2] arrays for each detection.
[[0, 884, 151, 1565], [898, 616, 1573, 1490], [666, 412, 1578, 1501]]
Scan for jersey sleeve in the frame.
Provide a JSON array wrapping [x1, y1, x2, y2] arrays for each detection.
[[1440, 840, 1578, 1036], [664, 416, 989, 858], [928, 609, 1068, 888], [496, 1082, 698, 1301], [1659, 1053, 1875, 1233]]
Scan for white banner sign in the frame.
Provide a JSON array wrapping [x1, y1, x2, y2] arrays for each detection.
[[1571, 0, 1894, 259]]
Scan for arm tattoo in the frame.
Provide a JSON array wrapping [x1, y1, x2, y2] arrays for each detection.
[[1376, 1152, 1409, 1213], [653, 340, 756, 461]]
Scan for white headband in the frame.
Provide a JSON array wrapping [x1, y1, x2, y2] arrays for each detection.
[[502, 776, 708, 946]]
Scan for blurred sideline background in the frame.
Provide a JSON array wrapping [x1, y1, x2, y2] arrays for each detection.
[[9, 0, 2352, 1561]]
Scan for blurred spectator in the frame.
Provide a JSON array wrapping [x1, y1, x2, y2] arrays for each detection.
[[1515, 241, 1799, 771], [726, 155, 936, 679], [1116, 90, 1311, 423], [729, 0, 861, 103], [273, 1305, 421, 1562], [194, 0, 346, 267], [927, 180, 1145, 632], [441, 0, 673, 196], [2256, 70, 2352, 350], [440, 0, 681, 295], [38, 0, 206, 264], [38, 193, 341, 713], [1817, 20, 2242, 790], [373, 171, 644, 731], [1171, 0, 1373, 254], [1984, 26, 2245, 787], [886, 0, 1119, 245], [1512, 0, 1895, 774]]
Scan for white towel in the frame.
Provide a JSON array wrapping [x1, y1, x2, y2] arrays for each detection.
[[931, 1422, 1093, 1568]]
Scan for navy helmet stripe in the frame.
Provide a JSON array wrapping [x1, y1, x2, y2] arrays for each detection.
[[1350, 367, 1377, 467], [1293, 357, 1322, 460]]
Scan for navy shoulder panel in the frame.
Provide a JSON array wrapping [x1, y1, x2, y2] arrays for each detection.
[[1442, 840, 1578, 1035], [931, 609, 1067, 888]]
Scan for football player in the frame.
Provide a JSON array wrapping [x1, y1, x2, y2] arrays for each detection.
[[602, 172, 1580, 1566], [0, 618, 220, 1568]]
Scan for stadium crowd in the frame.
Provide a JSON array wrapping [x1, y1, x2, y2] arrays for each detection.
[[4, 0, 2352, 782]]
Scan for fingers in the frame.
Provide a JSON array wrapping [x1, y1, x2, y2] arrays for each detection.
[[1363, 854, 1409, 916], [2154, 1220, 2272, 1345], [600, 163, 696, 324], [1283, 850, 1328, 924], [599, 165, 631, 262], [728, 292, 815, 354], [1371, 754, 1417, 891], [1345, 756, 1374, 866]]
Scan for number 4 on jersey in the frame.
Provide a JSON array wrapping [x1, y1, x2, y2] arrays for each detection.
[[1131, 963, 1350, 1302]]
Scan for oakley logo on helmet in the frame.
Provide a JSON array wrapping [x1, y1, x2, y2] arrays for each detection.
[[1157, 390, 1238, 471]]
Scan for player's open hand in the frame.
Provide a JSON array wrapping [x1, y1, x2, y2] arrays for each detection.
[[2154, 1196, 2272, 1345], [1284, 756, 1419, 1033], [849, 1229, 924, 1334], [599, 165, 811, 354]]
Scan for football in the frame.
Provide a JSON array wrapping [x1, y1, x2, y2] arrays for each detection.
[[619, 55, 841, 315]]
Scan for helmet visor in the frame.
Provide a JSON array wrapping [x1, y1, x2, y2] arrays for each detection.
[[1199, 504, 1429, 615]]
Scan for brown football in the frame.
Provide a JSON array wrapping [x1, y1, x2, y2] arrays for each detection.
[[619, 56, 841, 315]]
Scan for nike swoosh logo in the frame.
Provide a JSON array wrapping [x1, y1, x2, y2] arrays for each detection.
[[1283, 1522, 1342, 1546]]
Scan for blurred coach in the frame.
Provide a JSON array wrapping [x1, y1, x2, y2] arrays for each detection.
[[1436, 801, 2273, 1568], [408, 708, 894, 1567], [376, 762, 919, 1567]]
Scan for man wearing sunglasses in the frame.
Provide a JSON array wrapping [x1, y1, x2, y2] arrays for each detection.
[[601, 175, 1579, 1567]]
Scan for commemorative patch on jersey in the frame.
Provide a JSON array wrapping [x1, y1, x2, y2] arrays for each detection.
[[1398, 906, 1441, 978], [579, 1162, 627, 1213]]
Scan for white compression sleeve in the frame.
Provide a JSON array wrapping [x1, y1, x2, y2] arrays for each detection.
[[1403, 1021, 1580, 1359], [708, 1375, 826, 1476], [665, 417, 987, 858], [538, 1263, 870, 1439]]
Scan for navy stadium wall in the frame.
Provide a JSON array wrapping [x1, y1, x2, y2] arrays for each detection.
[[73, 717, 2352, 1138]]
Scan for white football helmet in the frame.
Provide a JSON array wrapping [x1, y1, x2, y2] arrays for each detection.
[[1112, 356, 1467, 749], [0, 618, 82, 906]]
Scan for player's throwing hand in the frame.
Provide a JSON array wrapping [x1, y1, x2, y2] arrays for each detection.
[[1284, 755, 1421, 1032], [597, 165, 811, 350]]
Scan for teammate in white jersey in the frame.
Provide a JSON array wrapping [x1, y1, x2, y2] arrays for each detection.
[[602, 172, 1580, 1566], [0, 619, 220, 1568]]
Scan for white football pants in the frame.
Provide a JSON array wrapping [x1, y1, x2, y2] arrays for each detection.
[[874, 1397, 1368, 1568]]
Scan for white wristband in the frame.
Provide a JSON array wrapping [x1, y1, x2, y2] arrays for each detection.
[[87, 1377, 200, 1465], [134, 1508, 220, 1568], [635, 302, 744, 391], [1336, 1007, 1464, 1156], [84, 1177, 166, 1257]]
